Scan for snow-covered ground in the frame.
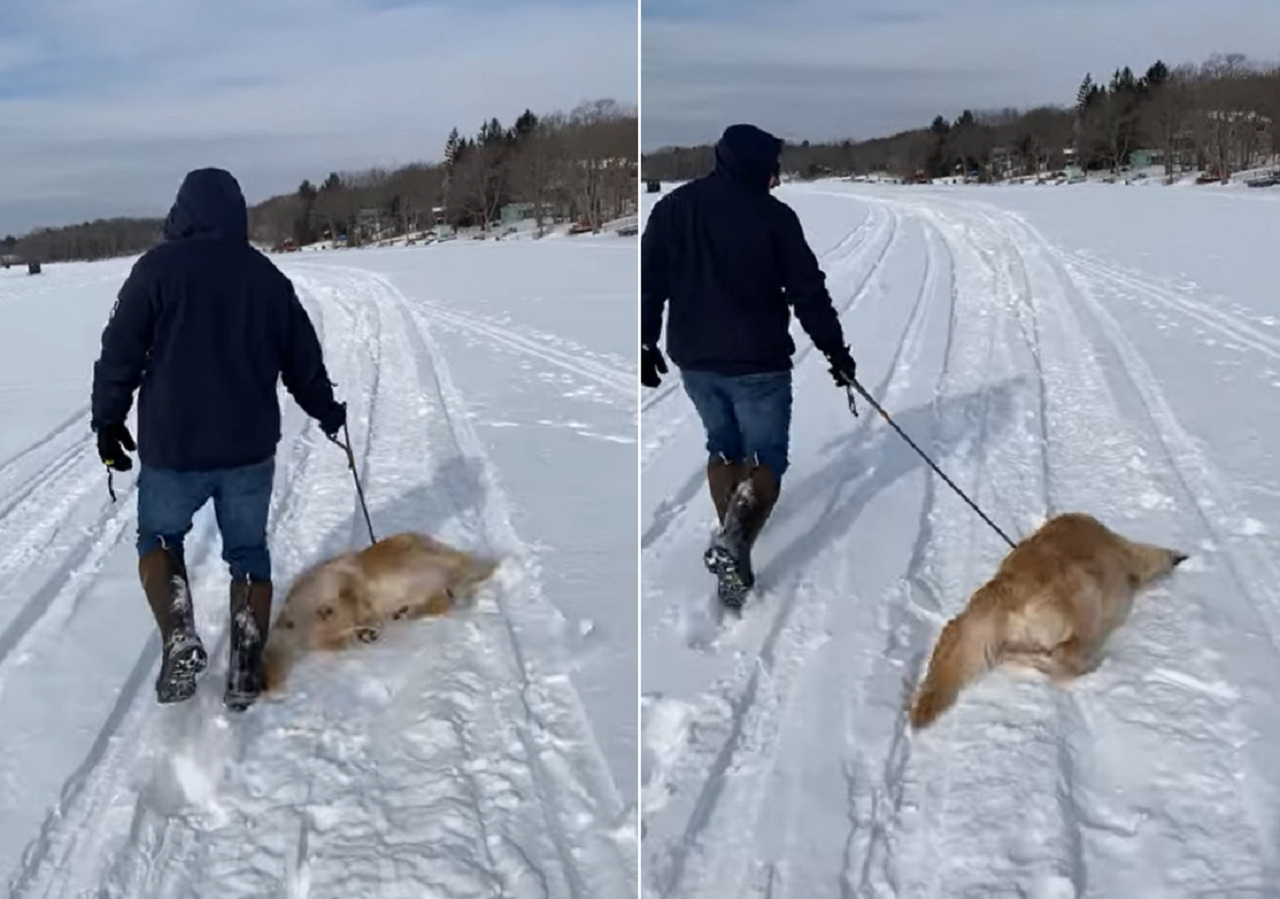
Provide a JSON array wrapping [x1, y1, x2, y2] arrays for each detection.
[[0, 234, 637, 897], [641, 179, 1280, 897]]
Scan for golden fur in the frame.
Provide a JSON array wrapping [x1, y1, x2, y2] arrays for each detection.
[[263, 532, 499, 693], [908, 512, 1187, 729]]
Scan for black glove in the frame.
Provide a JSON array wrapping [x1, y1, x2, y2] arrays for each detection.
[[641, 344, 668, 389], [319, 401, 346, 439], [96, 422, 136, 471], [824, 345, 857, 388]]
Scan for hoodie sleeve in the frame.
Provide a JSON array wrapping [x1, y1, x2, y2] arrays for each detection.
[[774, 202, 847, 356], [640, 197, 669, 348], [280, 282, 340, 424], [90, 257, 158, 431]]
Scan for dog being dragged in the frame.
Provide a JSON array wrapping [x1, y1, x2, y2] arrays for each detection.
[[908, 512, 1188, 729], [262, 531, 500, 695]]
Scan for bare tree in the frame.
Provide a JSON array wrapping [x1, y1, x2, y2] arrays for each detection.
[[512, 114, 565, 236]]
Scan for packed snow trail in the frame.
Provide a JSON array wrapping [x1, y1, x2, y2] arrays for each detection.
[[0, 241, 636, 898], [640, 181, 1280, 897]]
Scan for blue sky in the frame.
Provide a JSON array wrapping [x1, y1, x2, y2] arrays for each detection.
[[642, 0, 1280, 151], [0, 0, 637, 235]]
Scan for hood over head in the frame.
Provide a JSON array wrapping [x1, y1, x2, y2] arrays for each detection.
[[714, 124, 783, 191], [163, 167, 249, 241]]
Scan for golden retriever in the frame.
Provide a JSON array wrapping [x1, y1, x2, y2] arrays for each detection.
[[908, 512, 1187, 729], [262, 532, 500, 692]]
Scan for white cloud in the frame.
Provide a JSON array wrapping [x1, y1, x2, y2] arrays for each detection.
[[0, 0, 637, 234]]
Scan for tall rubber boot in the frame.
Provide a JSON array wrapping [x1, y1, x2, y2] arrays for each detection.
[[704, 462, 781, 610], [139, 546, 208, 703], [706, 455, 744, 525], [224, 576, 274, 712]]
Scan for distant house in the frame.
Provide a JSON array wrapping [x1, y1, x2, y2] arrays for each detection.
[[1128, 148, 1162, 169], [498, 202, 536, 226]]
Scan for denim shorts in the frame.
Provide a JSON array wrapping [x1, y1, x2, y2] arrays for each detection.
[[136, 456, 275, 581], [680, 369, 793, 477]]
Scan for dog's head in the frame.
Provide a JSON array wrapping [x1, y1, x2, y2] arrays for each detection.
[[444, 556, 501, 607]]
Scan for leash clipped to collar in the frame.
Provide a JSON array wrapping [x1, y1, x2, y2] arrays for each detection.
[[844, 380, 1018, 550], [327, 420, 377, 546]]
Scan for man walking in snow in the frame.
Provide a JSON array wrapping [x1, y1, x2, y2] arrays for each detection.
[[90, 167, 347, 710], [640, 124, 857, 608]]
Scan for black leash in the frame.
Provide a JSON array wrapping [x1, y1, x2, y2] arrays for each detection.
[[326, 420, 377, 545], [844, 378, 1018, 550]]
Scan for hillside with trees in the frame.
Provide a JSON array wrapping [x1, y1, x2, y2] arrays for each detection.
[[642, 53, 1280, 186], [8, 98, 636, 264]]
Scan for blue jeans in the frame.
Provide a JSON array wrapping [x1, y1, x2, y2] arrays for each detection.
[[681, 369, 793, 477], [136, 457, 275, 581]]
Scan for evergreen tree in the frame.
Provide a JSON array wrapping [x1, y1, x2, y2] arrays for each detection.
[[1145, 60, 1170, 90], [513, 109, 538, 143]]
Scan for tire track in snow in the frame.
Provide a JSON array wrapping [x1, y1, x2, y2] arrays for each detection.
[[387, 276, 635, 899], [1058, 251, 1280, 364], [752, 217, 953, 899], [837, 199, 1063, 897], [642, 211, 926, 899], [0, 404, 88, 489], [409, 294, 632, 402]]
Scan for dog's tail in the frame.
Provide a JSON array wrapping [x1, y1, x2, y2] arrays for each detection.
[[909, 600, 1002, 729]]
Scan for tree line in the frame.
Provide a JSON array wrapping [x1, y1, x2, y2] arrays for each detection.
[[251, 98, 635, 248], [8, 98, 637, 264], [642, 52, 1280, 185]]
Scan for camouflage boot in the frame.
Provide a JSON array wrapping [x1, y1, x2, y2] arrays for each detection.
[[703, 461, 781, 610], [224, 576, 273, 712], [140, 546, 208, 703]]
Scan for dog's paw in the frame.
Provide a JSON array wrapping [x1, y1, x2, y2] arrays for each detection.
[[392, 605, 410, 621], [355, 626, 379, 643]]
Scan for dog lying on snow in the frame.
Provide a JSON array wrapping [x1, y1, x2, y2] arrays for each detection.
[[263, 532, 500, 693], [908, 512, 1188, 729]]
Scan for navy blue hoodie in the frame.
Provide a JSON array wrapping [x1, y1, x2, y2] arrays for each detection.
[[641, 124, 847, 375], [91, 168, 340, 471]]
